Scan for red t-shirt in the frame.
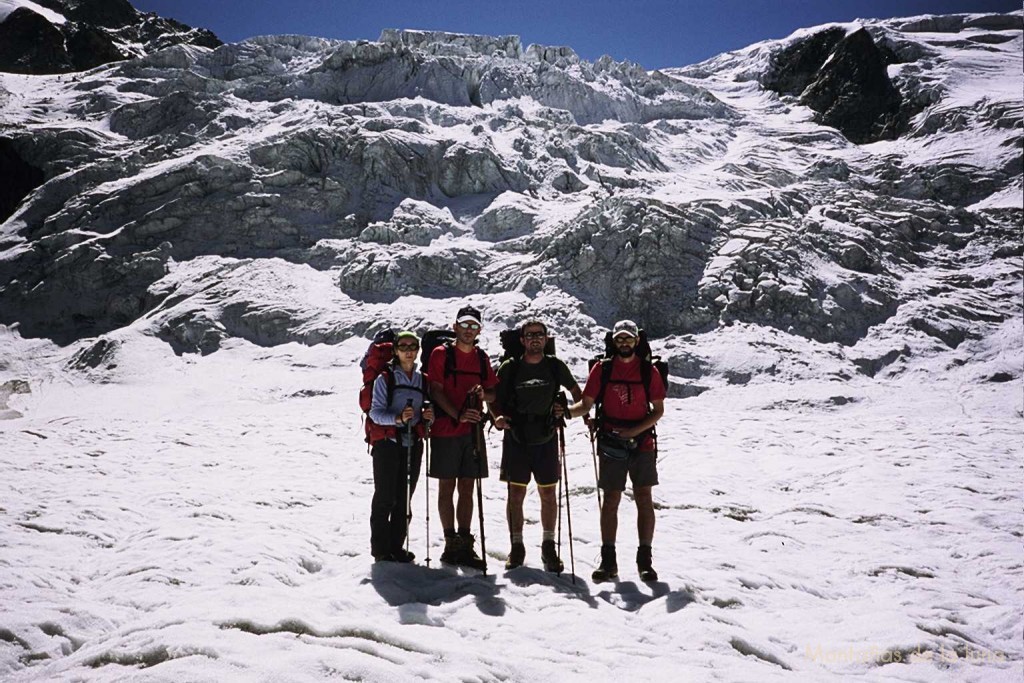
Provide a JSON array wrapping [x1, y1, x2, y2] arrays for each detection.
[[583, 357, 666, 424], [428, 344, 498, 437]]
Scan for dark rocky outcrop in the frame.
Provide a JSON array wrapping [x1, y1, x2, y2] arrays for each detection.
[[0, 7, 74, 73], [0, 0, 222, 75], [764, 27, 923, 144], [799, 28, 906, 144], [762, 27, 846, 97], [34, 0, 138, 28], [0, 138, 45, 224]]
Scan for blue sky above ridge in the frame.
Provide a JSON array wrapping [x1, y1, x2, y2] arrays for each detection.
[[132, 0, 1020, 69]]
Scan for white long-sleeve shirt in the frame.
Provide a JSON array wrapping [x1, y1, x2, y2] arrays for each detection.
[[369, 365, 427, 447]]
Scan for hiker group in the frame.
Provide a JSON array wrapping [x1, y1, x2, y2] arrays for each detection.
[[360, 305, 666, 583]]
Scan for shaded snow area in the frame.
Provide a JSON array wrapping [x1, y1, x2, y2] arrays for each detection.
[[0, 4, 1022, 681], [0, 330, 1021, 682]]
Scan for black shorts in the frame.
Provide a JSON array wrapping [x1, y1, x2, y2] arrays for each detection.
[[500, 433, 559, 487], [429, 433, 488, 479], [597, 442, 658, 492]]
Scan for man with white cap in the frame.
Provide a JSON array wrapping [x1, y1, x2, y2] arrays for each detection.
[[568, 319, 666, 582], [427, 305, 498, 570]]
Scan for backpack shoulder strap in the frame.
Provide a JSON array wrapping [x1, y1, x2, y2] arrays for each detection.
[[444, 343, 455, 380], [545, 355, 561, 397], [443, 343, 491, 385], [503, 357, 521, 413], [476, 347, 489, 384], [640, 359, 652, 404], [384, 366, 396, 407], [597, 358, 614, 412]]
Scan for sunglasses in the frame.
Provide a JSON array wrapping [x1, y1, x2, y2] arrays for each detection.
[[457, 322, 481, 330], [523, 331, 546, 339], [396, 343, 419, 351], [613, 336, 637, 344]]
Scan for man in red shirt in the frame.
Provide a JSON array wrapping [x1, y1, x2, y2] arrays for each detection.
[[569, 320, 665, 582], [428, 305, 498, 569]]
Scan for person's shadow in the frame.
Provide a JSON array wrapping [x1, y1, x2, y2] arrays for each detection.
[[366, 562, 696, 616], [591, 579, 696, 612], [366, 562, 507, 618], [502, 566, 600, 608]]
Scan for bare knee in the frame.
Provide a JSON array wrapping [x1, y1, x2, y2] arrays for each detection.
[[508, 484, 528, 505], [537, 485, 556, 505], [633, 487, 653, 508]]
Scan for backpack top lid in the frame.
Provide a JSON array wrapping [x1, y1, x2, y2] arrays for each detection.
[[499, 327, 556, 364], [373, 327, 397, 344], [361, 328, 396, 372], [600, 328, 653, 362], [419, 328, 489, 384], [419, 329, 457, 367]]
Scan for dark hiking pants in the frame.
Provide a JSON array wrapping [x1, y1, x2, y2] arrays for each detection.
[[370, 438, 423, 557]]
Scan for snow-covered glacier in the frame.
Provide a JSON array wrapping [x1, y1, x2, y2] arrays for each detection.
[[0, 3, 1021, 680]]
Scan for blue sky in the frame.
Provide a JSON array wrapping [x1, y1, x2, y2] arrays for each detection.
[[133, 0, 1020, 69]]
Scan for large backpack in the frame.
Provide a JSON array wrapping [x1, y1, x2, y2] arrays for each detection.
[[420, 328, 489, 386], [497, 327, 559, 411], [359, 328, 427, 445], [497, 327, 562, 440], [587, 328, 669, 423], [498, 328, 556, 363]]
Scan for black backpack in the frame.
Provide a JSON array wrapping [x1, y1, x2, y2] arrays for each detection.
[[587, 328, 668, 420], [420, 328, 489, 385], [498, 328, 556, 364], [497, 327, 562, 436]]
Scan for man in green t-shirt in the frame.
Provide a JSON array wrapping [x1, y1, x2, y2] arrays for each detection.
[[492, 320, 582, 572]]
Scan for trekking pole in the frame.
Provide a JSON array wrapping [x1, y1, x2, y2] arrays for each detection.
[[590, 423, 603, 512], [557, 393, 575, 584], [404, 398, 414, 556], [468, 393, 488, 575], [557, 456, 563, 567], [555, 394, 564, 573], [422, 400, 433, 567], [560, 425, 576, 584]]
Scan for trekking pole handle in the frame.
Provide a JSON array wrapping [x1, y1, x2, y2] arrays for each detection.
[[554, 390, 568, 427], [402, 398, 414, 428]]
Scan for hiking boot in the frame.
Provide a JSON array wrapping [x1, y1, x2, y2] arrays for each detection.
[[505, 542, 526, 570], [637, 545, 658, 582], [440, 534, 463, 565], [391, 548, 415, 564], [457, 533, 488, 571], [591, 544, 618, 582], [541, 539, 564, 573], [373, 552, 393, 563]]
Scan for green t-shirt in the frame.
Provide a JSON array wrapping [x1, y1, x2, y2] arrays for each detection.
[[496, 355, 579, 445]]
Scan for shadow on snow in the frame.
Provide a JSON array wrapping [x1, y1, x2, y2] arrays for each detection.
[[367, 562, 697, 614]]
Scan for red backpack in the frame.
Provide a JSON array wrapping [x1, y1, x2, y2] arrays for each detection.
[[359, 329, 428, 446]]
